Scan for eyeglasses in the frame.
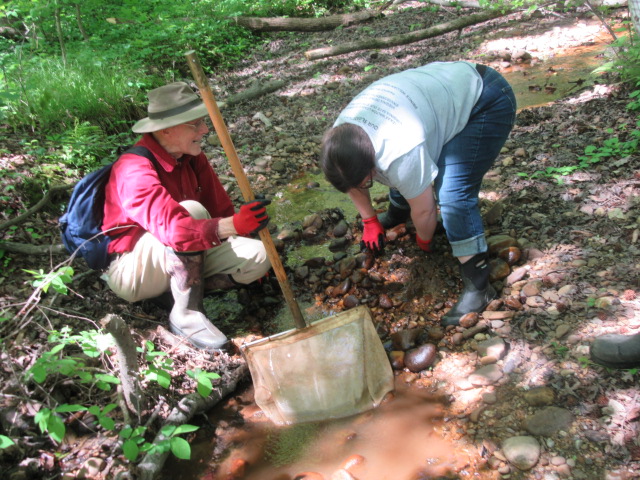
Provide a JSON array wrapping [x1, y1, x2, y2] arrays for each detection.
[[183, 118, 208, 129], [357, 171, 374, 189]]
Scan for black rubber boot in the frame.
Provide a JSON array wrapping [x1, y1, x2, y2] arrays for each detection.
[[440, 252, 496, 327], [378, 203, 411, 229], [590, 333, 640, 369], [166, 250, 229, 351]]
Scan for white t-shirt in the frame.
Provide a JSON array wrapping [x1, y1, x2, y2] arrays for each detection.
[[334, 61, 483, 200]]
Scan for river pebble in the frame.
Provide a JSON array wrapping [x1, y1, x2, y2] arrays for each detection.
[[502, 435, 541, 470], [524, 406, 574, 436], [468, 364, 503, 386], [523, 386, 556, 406], [404, 344, 437, 372]]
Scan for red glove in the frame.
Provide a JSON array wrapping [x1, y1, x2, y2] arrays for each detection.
[[416, 234, 432, 252], [360, 215, 385, 254], [233, 199, 271, 236]]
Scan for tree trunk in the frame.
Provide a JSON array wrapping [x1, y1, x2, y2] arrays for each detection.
[[74, 4, 89, 41], [630, 0, 640, 34], [232, 2, 392, 32], [54, 7, 66, 65], [305, 8, 510, 61]]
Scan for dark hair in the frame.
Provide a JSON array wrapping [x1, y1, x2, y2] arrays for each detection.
[[320, 123, 375, 193]]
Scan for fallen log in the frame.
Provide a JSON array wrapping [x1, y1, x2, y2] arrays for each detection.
[[221, 79, 287, 108], [0, 241, 66, 255], [232, 2, 392, 32], [136, 360, 249, 480], [304, 8, 511, 60]]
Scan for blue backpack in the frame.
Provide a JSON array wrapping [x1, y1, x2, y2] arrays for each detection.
[[59, 146, 156, 270]]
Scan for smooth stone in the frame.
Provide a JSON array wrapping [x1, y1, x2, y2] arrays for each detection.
[[502, 435, 541, 471], [524, 406, 574, 436], [404, 344, 437, 372]]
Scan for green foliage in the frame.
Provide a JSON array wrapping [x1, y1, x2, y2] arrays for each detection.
[[0, 435, 15, 448], [120, 423, 199, 461], [521, 122, 640, 183], [2, 53, 148, 134], [186, 368, 221, 397], [139, 340, 174, 389], [27, 326, 117, 388], [23, 266, 74, 295]]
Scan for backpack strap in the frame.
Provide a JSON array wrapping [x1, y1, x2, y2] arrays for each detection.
[[124, 145, 156, 164]]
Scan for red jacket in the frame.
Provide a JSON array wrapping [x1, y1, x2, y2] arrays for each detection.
[[103, 133, 234, 254]]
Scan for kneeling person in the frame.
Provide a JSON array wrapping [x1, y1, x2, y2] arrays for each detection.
[[102, 82, 271, 351]]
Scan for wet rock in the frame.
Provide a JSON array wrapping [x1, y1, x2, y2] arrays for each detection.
[[378, 294, 393, 309], [337, 257, 357, 278], [459, 312, 480, 328], [504, 296, 523, 310], [355, 252, 375, 269], [303, 213, 323, 229], [427, 327, 445, 341], [304, 257, 325, 268], [295, 266, 309, 280], [498, 246, 521, 265], [277, 228, 299, 242], [521, 280, 543, 297], [350, 270, 365, 284], [484, 202, 503, 226], [329, 237, 349, 252], [555, 323, 571, 339], [404, 344, 437, 372], [389, 351, 405, 370], [487, 234, 519, 254], [451, 332, 465, 345], [505, 266, 528, 286], [502, 436, 540, 471], [391, 328, 422, 350], [524, 406, 574, 436], [523, 386, 555, 407], [333, 220, 349, 237], [476, 337, 507, 359], [468, 364, 503, 386], [525, 296, 546, 308], [489, 258, 510, 282], [302, 226, 319, 239], [343, 295, 359, 309], [331, 279, 351, 297], [558, 284, 579, 297]]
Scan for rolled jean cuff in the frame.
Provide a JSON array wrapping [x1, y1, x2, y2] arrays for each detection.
[[450, 234, 488, 258]]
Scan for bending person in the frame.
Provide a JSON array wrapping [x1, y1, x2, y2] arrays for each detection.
[[320, 62, 516, 326]]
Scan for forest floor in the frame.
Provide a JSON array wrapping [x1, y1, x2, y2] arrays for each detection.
[[1, 2, 640, 480]]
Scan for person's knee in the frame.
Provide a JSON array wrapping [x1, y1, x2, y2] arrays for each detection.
[[179, 200, 209, 220]]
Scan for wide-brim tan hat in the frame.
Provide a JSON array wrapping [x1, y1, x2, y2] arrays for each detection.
[[132, 82, 208, 133]]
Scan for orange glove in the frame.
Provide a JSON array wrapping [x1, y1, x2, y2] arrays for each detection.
[[233, 200, 270, 236], [416, 234, 432, 252], [361, 216, 385, 255]]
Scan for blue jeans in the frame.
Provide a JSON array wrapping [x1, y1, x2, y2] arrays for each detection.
[[389, 65, 516, 257]]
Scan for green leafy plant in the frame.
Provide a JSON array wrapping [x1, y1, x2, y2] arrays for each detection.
[[186, 368, 221, 398], [27, 327, 118, 390], [140, 340, 174, 389], [23, 266, 74, 295], [0, 435, 15, 449], [522, 123, 640, 183], [120, 423, 199, 461]]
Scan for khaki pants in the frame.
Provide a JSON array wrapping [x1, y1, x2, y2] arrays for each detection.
[[104, 200, 270, 302]]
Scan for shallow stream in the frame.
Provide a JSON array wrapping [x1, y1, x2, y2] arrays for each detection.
[[163, 19, 619, 480]]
